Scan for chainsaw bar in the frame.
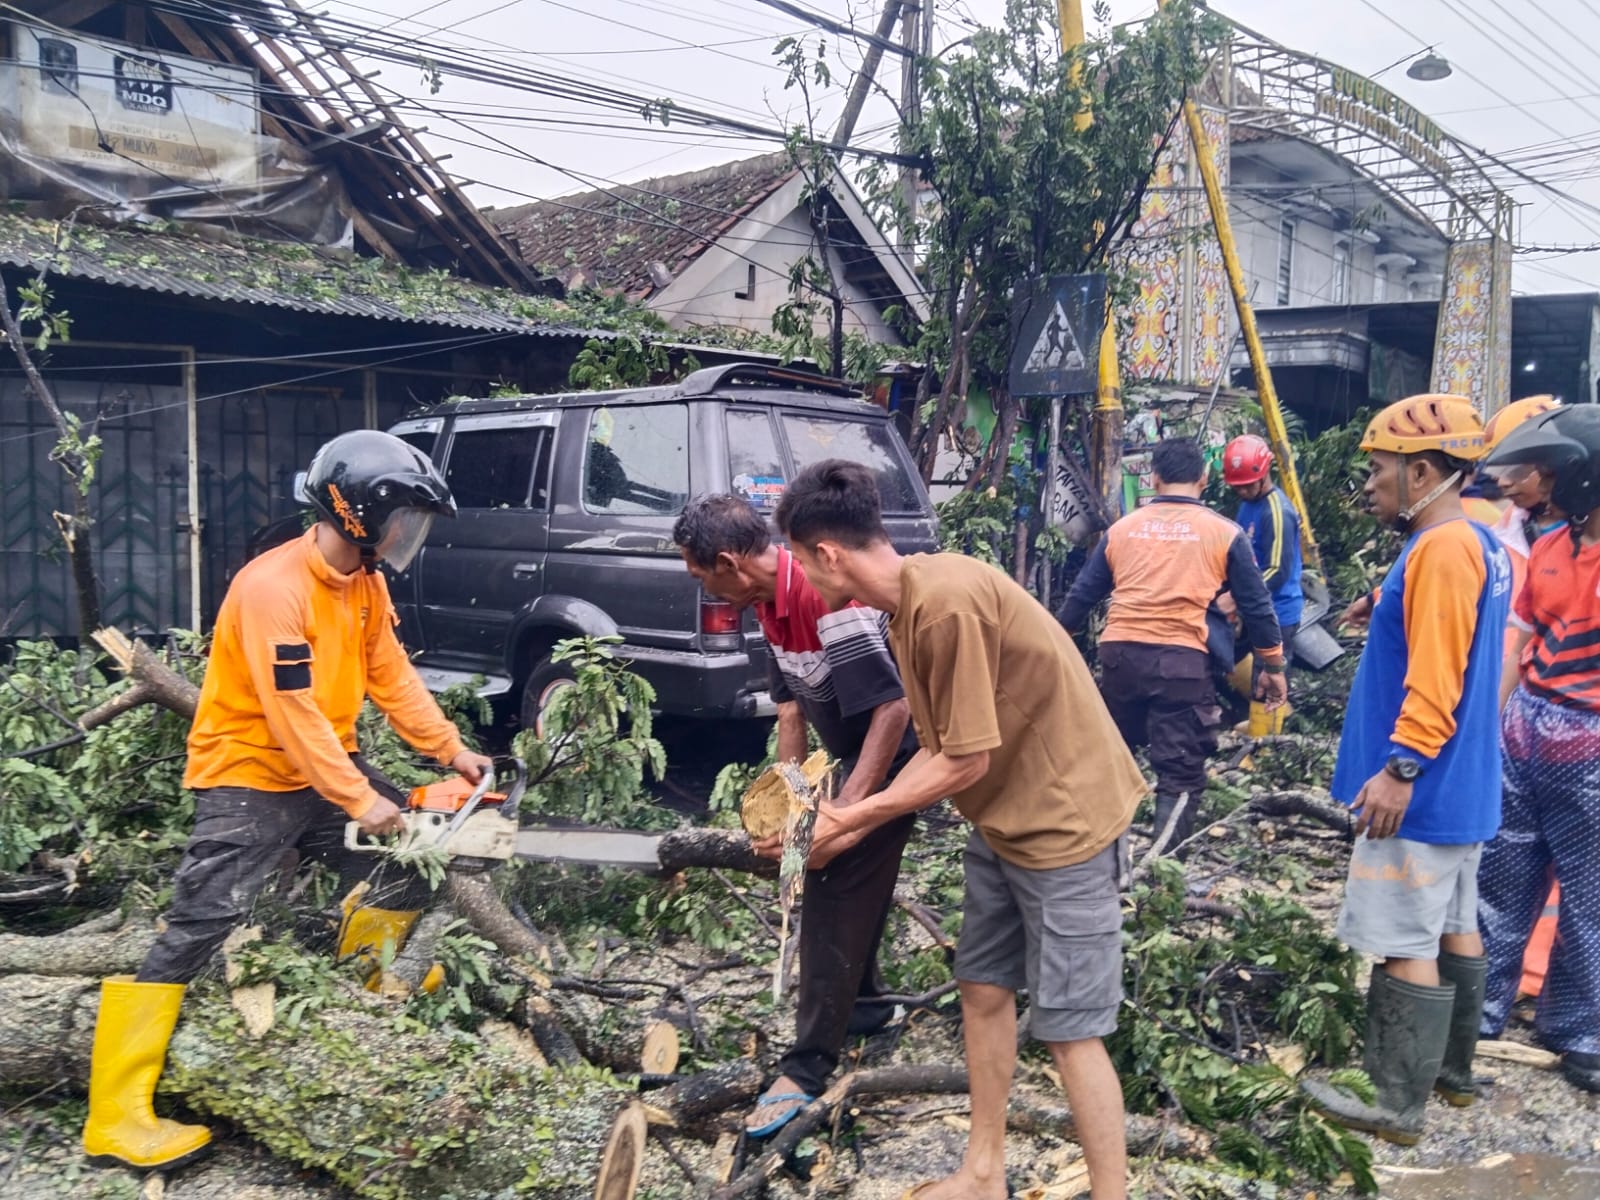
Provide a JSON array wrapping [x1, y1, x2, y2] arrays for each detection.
[[512, 827, 664, 872]]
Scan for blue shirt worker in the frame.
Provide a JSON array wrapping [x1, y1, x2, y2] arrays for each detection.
[[1303, 395, 1512, 1149], [1223, 434, 1304, 734]]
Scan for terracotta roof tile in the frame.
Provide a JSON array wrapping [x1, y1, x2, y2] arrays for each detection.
[[489, 153, 797, 299]]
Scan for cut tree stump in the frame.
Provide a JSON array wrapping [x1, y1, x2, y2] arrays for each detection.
[[0, 973, 646, 1200], [594, 1102, 647, 1200]]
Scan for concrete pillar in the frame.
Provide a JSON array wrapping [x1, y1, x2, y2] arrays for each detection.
[[1430, 235, 1513, 417]]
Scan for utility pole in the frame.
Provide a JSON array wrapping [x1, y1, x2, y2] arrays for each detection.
[[1056, 0, 1125, 522], [898, 0, 933, 248], [833, 0, 905, 146]]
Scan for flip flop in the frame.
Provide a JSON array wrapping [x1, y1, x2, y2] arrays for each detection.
[[900, 1183, 1018, 1200], [744, 1090, 814, 1138]]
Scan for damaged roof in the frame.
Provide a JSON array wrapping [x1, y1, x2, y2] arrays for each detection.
[[0, 212, 600, 336], [489, 153, 799, 299]]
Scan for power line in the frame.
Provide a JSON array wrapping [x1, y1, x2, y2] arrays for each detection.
[[749, 0, 912, 57]]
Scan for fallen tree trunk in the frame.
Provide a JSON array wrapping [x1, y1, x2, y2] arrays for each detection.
[[0, 923, 155, 976], [712, 1064, 1212, 1199], [0, 973, 646, 1199]]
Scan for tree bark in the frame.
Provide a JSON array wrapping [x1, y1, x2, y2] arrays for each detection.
[[655, 829, 776, 878], [0, 973, 644, 1200], [0, 924, 155, 976], [91, 628, 200, 718], [642, 1060, 763, 1128]]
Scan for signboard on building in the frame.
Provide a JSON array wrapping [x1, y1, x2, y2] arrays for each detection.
[[1009, 273, 1107, 397], [5, 23, 261, 188]]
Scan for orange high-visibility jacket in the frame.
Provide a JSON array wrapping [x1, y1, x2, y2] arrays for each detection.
[[183, 528, 465, 819]]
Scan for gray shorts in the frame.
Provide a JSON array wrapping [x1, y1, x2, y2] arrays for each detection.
[[1335, 836, 1483, 960], [955, 829, 1123, 1043]]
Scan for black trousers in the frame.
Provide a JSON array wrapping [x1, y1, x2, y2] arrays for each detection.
[[779, 812, 916, 1096], [138, 758, 429, 984], [1098, 642, 1220, 801]]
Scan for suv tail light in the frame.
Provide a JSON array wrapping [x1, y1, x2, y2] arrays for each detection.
[[700, 596, 742, 652]]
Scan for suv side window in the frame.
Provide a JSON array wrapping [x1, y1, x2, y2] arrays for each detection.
[[583, 404, 689, 514], [726, 410, 787, 511], [781, 415, 922, 514], [445, 427, 548, 509], [397, 429, 439, 462]]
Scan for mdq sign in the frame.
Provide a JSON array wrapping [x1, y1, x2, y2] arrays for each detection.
[[2, 22, 262, 187]]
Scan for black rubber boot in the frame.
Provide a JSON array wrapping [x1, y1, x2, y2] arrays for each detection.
[[1302, 969, 1456, 1146], [1562, 1052, 1600, 1093], [1151, 792, 1196, 859], [1434, 952, 1487, 1106]]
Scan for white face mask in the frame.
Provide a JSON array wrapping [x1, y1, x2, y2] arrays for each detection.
[[375, 508, 434, 572]]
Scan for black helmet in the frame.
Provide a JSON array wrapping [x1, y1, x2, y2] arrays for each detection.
[[1484, 406, 1600, 523], [299, 430, 455, 570]]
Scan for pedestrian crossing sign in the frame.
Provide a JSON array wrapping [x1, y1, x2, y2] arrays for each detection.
[[1009, 274, 1106, 397]]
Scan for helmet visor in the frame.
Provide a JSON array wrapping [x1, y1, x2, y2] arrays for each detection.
[[375, 508, 434, 573]]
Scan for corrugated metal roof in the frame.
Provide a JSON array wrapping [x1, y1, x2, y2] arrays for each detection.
[[0, 213, 602, 337]]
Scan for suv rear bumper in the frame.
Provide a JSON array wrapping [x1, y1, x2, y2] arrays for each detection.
[[599, 644, 777, 720]]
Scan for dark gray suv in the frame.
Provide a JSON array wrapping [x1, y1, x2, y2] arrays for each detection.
[[386, 364, 939, 729]]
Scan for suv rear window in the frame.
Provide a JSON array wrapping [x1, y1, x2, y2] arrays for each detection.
[[781, 414, 921, 514], [584, 403, 690, 515], [727, 410, 787, 511]]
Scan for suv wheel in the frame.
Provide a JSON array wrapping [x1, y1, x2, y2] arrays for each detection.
[[519, 654, 578, 739]]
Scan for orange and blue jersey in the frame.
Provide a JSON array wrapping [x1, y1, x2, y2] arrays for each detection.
[[1513, 527, 1600, 712], [1235, 485, 1304, 629], [1332, 518, 1513, 844]]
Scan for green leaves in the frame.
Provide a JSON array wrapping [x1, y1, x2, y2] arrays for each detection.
[[1111, 861, 1375, 1192], [510, 636, 668, 829]]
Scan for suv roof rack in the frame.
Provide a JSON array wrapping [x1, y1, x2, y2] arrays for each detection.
[[672, 362, 863, 400]]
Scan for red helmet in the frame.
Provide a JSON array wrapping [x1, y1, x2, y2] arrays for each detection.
[[1222, 434, 1273, 486]]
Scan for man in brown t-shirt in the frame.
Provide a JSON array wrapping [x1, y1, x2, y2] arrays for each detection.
[[775, 460, 1146, 1200]]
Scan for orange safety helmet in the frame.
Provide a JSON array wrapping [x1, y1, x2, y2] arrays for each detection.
[[1360, 393, 1486, 461], [1483, 395, 1560, 450], [1222, 434, 1274, 486]]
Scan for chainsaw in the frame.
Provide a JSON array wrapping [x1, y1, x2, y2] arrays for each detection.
[[344, 757, 667, 872]]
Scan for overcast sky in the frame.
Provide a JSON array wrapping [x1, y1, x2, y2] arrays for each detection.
[[330, 0, 1600, 296]]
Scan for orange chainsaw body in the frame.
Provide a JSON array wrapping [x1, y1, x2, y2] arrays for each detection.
[[406, 777, 508, 813]]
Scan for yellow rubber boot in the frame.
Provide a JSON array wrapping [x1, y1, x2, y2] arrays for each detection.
[[337, 899, 444, 996], [337, 902, 419, 995], [1246, 701, 1292, 736], [82, 977, 212, 1170]]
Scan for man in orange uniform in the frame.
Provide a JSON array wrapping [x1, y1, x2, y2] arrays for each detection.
[[80, 430, 492, 1171], [1060, 438, 1287, 855]]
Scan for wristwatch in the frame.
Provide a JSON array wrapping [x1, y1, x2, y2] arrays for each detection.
[[1384, 754, 1422, 783]]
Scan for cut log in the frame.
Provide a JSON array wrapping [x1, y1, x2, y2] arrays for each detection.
[[640, 1020, 681, 1075], [593, 1102, 648, 1200], [545, 988, 683, 1075], [0, 973, 642, 1200], [642, 1060, 763, 1128]]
